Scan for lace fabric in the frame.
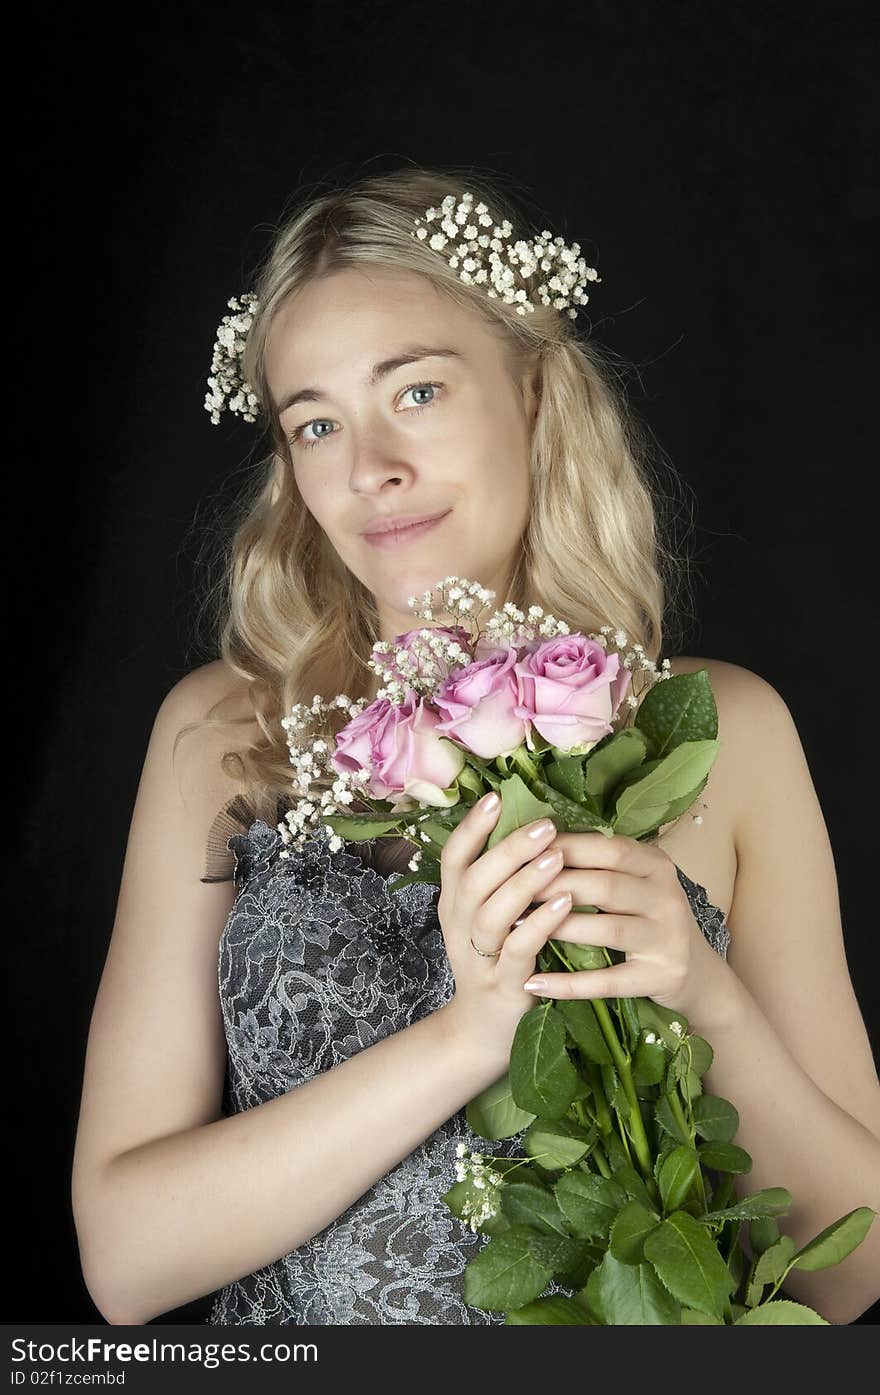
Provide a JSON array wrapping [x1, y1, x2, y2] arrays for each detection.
[[204, 810, 731, 1326]]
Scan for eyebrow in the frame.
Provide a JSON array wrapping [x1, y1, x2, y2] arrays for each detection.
[[273, 345, 466, 416]]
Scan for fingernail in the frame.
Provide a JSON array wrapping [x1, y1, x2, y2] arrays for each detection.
[[481, 792, 500, 812], [524, 977, 547, 993], [536, 848, 562, 870], [549, 892, 572, 911], [526, 818, 555, 839]]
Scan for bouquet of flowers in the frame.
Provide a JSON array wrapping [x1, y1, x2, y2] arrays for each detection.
[[279, 577, 875, 1324]]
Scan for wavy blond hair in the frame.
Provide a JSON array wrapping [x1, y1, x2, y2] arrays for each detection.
[[177, 162, 697, 825]]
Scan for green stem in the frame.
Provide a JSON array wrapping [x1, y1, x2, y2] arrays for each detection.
[[591, 1139, 612, 1179], [583, 1063, 612, 1135], [667, 1091, 708, 1213], [548, 937, 654, 1182], [591, 998, 654, 1181], [509, 745, 542, 786]]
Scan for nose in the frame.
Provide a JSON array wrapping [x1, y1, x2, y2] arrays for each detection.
[[347, 422, 412, 493]]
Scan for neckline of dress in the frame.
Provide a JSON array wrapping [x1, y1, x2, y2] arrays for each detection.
[[244, 818, 728, 930]]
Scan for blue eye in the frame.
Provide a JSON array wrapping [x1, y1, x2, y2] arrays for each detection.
[[287, 381, 443, 451]]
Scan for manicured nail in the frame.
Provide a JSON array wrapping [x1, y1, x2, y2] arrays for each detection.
[[524, 977, 547, 993], [481, 792, 500, 812], [549, 892, 572, 911]]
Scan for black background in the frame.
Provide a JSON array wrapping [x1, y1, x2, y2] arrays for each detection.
[[12, 0, 878, 1326]]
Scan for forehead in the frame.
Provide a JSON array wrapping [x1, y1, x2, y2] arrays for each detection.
[[264, 265, 495, 392]]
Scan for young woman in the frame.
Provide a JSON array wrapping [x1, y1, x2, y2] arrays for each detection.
[[71, 167, 880, 1326]]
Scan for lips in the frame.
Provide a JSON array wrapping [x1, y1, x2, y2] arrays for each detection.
[[362, 508, 450, 536], [362, 509, 451, 550]]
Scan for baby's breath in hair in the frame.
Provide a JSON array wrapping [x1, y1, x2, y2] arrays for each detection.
[[204, 293, 261, 424], [412, 191, 600, 319]]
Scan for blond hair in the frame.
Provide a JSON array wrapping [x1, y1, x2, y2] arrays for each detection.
[[177, 163, 697, 823]]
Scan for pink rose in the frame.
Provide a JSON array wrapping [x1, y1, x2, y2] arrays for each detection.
[[433, 647, 528, 759], [370, 625, 473, 684], [513, 634, 631, 752], [330, 689, 465, 809]]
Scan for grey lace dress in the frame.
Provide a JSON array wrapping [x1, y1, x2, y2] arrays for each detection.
[[200, 794, 731, 1326]]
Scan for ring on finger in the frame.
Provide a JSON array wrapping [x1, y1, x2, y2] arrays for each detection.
[[469, 935, 503, 958]]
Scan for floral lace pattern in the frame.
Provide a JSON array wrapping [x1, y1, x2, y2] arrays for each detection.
[[207, 820, 730, 1326]]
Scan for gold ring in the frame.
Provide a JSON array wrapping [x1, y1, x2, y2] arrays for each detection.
[[470, 935, 502, 958]]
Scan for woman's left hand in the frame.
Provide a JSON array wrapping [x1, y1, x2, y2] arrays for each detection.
[[520, 830, 723, 1018]]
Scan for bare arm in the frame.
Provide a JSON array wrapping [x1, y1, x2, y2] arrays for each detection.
[[72, 664, 510, 1326], [681, 660, 880, 1325], [85, 997, 498, 1326]]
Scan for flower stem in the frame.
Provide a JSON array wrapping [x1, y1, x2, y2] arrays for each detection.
[[509, 746, 542, 786], [590, 998, 654, 1181], [667, 1090, 708, 1212], [547, 938, 654, 1182]]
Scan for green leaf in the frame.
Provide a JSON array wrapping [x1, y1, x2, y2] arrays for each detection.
[[704, 1188, 793, 1222], [504, 1295, 596, 1324], [601, 1063, 630, 1115], [697, 1141, 753, 1174], [509, 1001, 581, 1120], [657, 1146, 700, 1214], [486, 773, 556, 850], [500, 1181, 573, 1237], [544, 754, 587, 805], [463, 1226, 556, 1312], [642, 1210, 736, 1320], [534, 780, 614, 834], [680, 1307, 723, 1324], [464, 1072, 537, 1140], [746, 1236, 796, 1306], [678, 1034, 714, 1079], [321, 812, 405, 840], [582, 728, 649, 809], [609, 1200, 662, 1265], [735, 1300, 829, 1325], [523, 1116, 596, 1170], [788, 1206, 877, 1273], [749, 1217, 780, 1254], [555, 1241, 606, 1292], [586, 1251, 681, 1325], [558, 999, 613, 1064], [692, 1094, 739, 1142], [654, 1094, 690, 1146], [637, 1000, 689, 1051], [634, 668, 719, 754], [552, 939, 608, 970], [615, 1164, 659, 1211], [612, 740, 720, 838], [602, 1130, 631, 1172], [554, 1171, 628, 1241], [632, 1035, 667, 1086]]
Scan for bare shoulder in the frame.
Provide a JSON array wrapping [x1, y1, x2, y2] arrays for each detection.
[[665, 653, 788, 841], [158, 659, 258, 815], [164, 657, 255, 724]]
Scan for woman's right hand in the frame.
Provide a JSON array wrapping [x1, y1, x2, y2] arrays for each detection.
[[436, 790, 573, 1069]]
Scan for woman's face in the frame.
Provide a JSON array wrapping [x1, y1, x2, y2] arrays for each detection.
[[264, 265, 540, 645]]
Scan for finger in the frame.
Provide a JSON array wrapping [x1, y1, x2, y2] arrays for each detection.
[[463, 816, 561, 914], [547, 913, 649, 955], [498, 891, 573, 967], [552, 830, 657, 876], [530, 867, 651, 917], [439, 791, 504, 877], [523, 959, 648, 999], [473, 843, 566, 940]]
